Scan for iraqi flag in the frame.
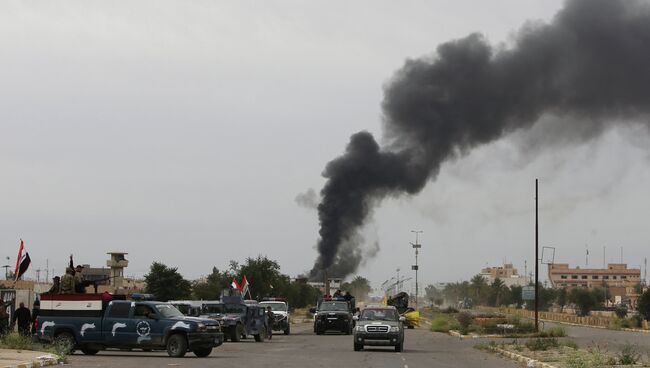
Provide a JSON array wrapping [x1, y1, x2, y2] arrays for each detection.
[[241, 276, 250, 296], [14, 239, 31, 281], [231, 278, 241, 291]]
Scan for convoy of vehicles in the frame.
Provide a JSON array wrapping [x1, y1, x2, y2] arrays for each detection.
[[35, 289, 412, 356], [353, 305, 405, 352], [36, 294, 223, 357], [199, 296, 268, 342], [259, 298, 291, 335]]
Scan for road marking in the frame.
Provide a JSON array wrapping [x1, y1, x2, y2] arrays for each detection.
[[401, 356, 406, 361]]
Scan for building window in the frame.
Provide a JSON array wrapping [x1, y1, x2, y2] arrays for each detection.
[[592, 276, 599, 279], [613, 276, 617, 280], [581, 275, 588, 279], [560, 275, 568, 279], [621, 276, 627, 279], [571, 275, 578, 279], [603, 276, 609, 280]]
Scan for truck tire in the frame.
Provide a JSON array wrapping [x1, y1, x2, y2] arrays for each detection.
[[345, 323, 352, 335], [193, 347, 212, 357], [166, 334, 188, 358], [54, 331, 76, 354], [395, 341, 404, 352], [230, 324, 242, 342], [284, 325, 290, 335], [81, 348, 99, 355], [354, 342, 363, 351], [254, 327, 265, 342]]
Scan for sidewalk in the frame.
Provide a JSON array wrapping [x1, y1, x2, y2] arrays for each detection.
[[0, 349, 58, 368]]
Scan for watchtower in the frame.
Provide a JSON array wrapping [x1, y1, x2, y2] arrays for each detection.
[[106, 252, 128, 290]]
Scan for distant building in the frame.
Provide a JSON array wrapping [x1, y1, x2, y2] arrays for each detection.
[[547, 263, 641, 300], [480, 263, 529, 287]]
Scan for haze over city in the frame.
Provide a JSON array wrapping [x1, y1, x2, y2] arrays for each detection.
[[3, 0, 650, 291]]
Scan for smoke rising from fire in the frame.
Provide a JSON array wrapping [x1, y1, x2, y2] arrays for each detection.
[[311, 0, 650, 278]]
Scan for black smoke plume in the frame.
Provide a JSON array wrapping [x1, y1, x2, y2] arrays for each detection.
[[311, 0, 650, 278]]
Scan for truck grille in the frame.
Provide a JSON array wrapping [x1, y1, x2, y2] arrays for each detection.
[[366, 325, 389, 333]]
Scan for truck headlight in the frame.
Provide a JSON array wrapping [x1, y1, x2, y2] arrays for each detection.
[[197, 323, 206, 332], [390, 326, 400, 332], [355, 325, 364, 332]]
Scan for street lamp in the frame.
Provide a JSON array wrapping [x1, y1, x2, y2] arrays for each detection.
[[410, 230, 423, 310]]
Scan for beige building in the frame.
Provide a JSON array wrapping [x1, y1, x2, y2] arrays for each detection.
[[480, 263, 529, 287], [548, 263, 641, 299]]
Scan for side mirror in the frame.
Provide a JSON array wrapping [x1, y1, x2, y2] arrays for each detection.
[[352, 316, 359, 321], [399, 317, 406, 322], [309, 308, 316, 314]]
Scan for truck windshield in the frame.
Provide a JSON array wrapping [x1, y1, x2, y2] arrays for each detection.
[[203, 304, 225, 314], [261, 302, 287, 312], [360, 309, 398, 321], [319, 302, 348, 311], [172, 304, 191, 315], [224, 304, 246, 314], [155, 304, 184, 318]]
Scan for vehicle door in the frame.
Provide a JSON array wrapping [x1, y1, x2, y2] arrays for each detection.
[[102, 301, 134, 347], [132, 303, 164, 346]]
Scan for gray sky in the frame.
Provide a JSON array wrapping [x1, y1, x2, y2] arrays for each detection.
[[3, 1, 649, 290]]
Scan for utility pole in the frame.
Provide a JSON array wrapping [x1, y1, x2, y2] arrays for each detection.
[[410, 230, 423, 310], [396, 268, 400, 293], [535, 179, 539, 332]]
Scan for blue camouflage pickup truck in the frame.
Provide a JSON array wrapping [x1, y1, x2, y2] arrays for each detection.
[[36, 294, 223, 357]]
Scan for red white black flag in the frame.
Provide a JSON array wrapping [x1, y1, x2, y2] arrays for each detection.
[[241, 275, 250, 296], [14, 239, 31, 281]]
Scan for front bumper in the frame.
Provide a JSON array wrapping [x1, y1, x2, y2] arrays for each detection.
[[354, 332, 402, 346], [315, 317, 351, 331], [187, 332, 224, 348]]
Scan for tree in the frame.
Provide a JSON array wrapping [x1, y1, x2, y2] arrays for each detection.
[[524, 283, 556, 311], [425, 284, 442, 305], [470, 275, 488, 305], [144, 262, 192, 301], [487, 278, 507, 306], [637, 289, 650, 321], [192, 267, 233, 300], [567, 287, 603, 316], [341, 276, 372, 301], [556, 288, 568, 312], [237, 255, 284, 300], [506, 285, 523, 308]]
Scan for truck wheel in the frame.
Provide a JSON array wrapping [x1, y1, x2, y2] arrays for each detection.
[[193, 347, 212, 357], [354, 343, 363, 351], [284, 325, 290, 335], [407, 325, 414, 329], [230, 324, 242, 342], [81, 348, 99, 355], [166, 334, 188, 358], [395, 341, 404, 352], [54, 331, 76, 354], [254, 327, 265, 342]]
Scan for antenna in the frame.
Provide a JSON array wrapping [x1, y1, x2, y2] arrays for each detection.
[[585, 244, 589, 266], [645, 258, 647, 285]]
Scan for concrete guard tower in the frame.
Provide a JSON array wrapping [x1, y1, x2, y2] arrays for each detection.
[[106, 252, 128, 291]]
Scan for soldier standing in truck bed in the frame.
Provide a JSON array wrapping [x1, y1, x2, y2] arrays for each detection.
[[60, 267, 76, 294], [74, 265, 86, 293]]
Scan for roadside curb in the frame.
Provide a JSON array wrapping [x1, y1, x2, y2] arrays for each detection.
[[448, 330, 502, 339], [488, 346, 559, 368], [0, 354, 59, 368], [537, 318, 650, 333]]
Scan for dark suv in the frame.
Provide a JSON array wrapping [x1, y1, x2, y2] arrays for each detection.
[[311, 299, 353, 335], [353, 305, 405, 352]]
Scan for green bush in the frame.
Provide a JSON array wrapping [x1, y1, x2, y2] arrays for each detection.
[[457, 312, 473, 329], [563, 350, 607, 368], [615, 306, 628, 319], [538, 326, 566, 337], [561, 339, 579, 350], [442, 306, 459, 314], [430, 316, 450, 333], [0, 333, 34, 350], [524, 337, 559, 351], [616, 343, 640, 365]]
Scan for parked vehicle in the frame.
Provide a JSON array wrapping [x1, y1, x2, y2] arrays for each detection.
[[36, 294, 223, 357], [201, 296, 268, 342], [259, 298, 291, 335]]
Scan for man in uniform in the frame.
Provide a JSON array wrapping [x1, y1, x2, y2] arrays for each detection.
[[60, 267, 76, 294], [11, 302, 31, 336], [0, 300, 9, 336], [74, 265, 86, 293], [266, 306, 274, 340], [47, 276, 61, 294]]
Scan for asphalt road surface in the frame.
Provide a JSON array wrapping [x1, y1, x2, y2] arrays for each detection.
[[67, 322, 518, 368]]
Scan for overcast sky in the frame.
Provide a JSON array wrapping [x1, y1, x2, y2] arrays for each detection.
[[3, 1, 649, 291]]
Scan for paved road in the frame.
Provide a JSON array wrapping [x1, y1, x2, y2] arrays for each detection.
[[544, 321, 650, 351], [67, 323, 517, 368]]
